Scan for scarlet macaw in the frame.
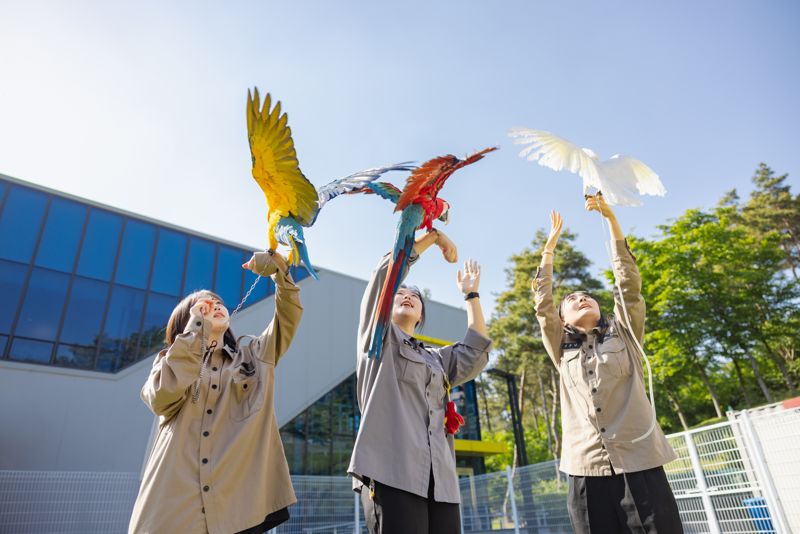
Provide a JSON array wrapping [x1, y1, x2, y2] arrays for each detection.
[[365, 147, 498, 359], [246, 87, 414, 279]]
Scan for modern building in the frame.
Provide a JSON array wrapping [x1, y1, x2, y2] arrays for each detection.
[[0, 172, 503, 482]]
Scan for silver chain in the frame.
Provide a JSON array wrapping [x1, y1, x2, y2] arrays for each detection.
[[189, 249, 275, 404], [230, 249, 275, 318]]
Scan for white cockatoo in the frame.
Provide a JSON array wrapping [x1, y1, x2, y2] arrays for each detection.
[[508, 128, 666, 206]]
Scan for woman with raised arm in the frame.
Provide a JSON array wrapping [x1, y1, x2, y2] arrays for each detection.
[[129, 251, 302, 534], [348, 229, 492, 534], [532, 193, 681, 534]]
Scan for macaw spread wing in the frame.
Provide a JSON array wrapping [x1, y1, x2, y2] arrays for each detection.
[[395, 147, 497, 212], [247, 87, 318, 226]]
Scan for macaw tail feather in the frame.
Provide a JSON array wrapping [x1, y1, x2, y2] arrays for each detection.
[[368, 211, 423, 358], [289, 235, 320, 281], [369, 246, 410, 360]]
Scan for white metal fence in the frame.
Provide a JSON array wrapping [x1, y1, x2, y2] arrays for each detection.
[[2, 405, 798, 533], [0, 471, 139, 534]]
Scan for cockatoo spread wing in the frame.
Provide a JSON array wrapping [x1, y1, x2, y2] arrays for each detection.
[[596, 155, 666, 207], [509, 128, 602, 193]]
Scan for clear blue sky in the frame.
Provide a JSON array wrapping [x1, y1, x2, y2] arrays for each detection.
[[1, 1, 798, 315]]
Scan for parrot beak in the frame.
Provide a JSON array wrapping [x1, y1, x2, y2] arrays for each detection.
[[438, 202, 450, 225]]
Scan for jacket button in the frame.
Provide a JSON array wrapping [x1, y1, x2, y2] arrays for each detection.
[[202, 458, 208, 464], [212, 384, 217, 389], [429, 430, 432, 435], [212, 367, 218, 371], [203, 485, 210, 492], [596, 407, 602, 412], [591, 388, 597, 394], [601, 427, 606, 433], [203, 431, 209, 437], [207, 409, 212, 414], [243, 384, 248, 389], [588, 370, 594, 375], [196, 321, 201, 326], [201, 508, 205, 514]]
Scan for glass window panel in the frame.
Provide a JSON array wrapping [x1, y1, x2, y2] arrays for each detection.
[[150, 229, 186, 296], [9, 338, 53, 364], [15, 268, 70, 341], [54, 344, 95, 370], [183, 238, 215, 293], [279, 373, 359, 475], [0, 334, 6, 357], [0, 180, 7, 202], [97, 285, 145, 372], [76, 209, 122, 281], [59, 277, 108, 346], [215, 246, 243, 308], [115, 219, 156, 289], [242, 252, 271, 306], [34, 198, 86, 273], [0, 186, 48, 263], [138, 293, 177, 359], [0, 260, 28, 334]]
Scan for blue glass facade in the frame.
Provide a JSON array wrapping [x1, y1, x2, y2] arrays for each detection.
[[0, 175, 309, 372]]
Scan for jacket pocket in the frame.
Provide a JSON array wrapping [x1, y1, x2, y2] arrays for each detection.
[[397, 344, 427, 386], [598, 336, 631, 377], [562, 349, 582, 389], [230, 369, 266, 421]]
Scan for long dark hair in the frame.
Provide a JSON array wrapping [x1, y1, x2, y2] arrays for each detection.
[[165, 290, 238, 350]]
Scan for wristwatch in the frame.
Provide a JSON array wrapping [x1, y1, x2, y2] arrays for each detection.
[[464, 292, 480, 301]]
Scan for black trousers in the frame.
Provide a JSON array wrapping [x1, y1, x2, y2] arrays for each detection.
[[568, 466, 683, 534], [234, 507, 290, 534], [360, 472, 460, 534]]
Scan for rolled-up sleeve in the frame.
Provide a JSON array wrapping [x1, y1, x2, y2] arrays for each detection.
[[438, 329, 492, 387], [533, 263, 564, 367], [252, 268, 303, 365], [610, 239, 645, 343], [141, 316, 207, 419]]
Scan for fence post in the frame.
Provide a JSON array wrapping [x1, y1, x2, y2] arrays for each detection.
[[505, 466, 520, 534], [684, 431, 722, 534], [354, 491, 360, 534], [736, 410, 791, 534]]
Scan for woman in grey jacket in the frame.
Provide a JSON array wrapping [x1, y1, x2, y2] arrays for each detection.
[[348, 229, 492, 534]]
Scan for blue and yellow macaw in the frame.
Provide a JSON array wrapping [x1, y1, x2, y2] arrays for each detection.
[[246, 87, 413, 279]]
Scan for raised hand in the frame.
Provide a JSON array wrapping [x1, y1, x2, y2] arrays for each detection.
[[585, 192, 615, 219], [242, 250, 289, 276], [435, 230, 459, 264], [544, 210, 563, 254], [457, 259, 481, 294], [190, 298, 215, 319]]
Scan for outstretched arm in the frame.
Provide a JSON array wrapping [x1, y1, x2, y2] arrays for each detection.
[[532, 210, 564, 367], [243, 251, 304, 365], [586, 193, 645, 341]]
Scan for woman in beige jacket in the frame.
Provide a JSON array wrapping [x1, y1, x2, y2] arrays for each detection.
[[129, 250, 303, 534]]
